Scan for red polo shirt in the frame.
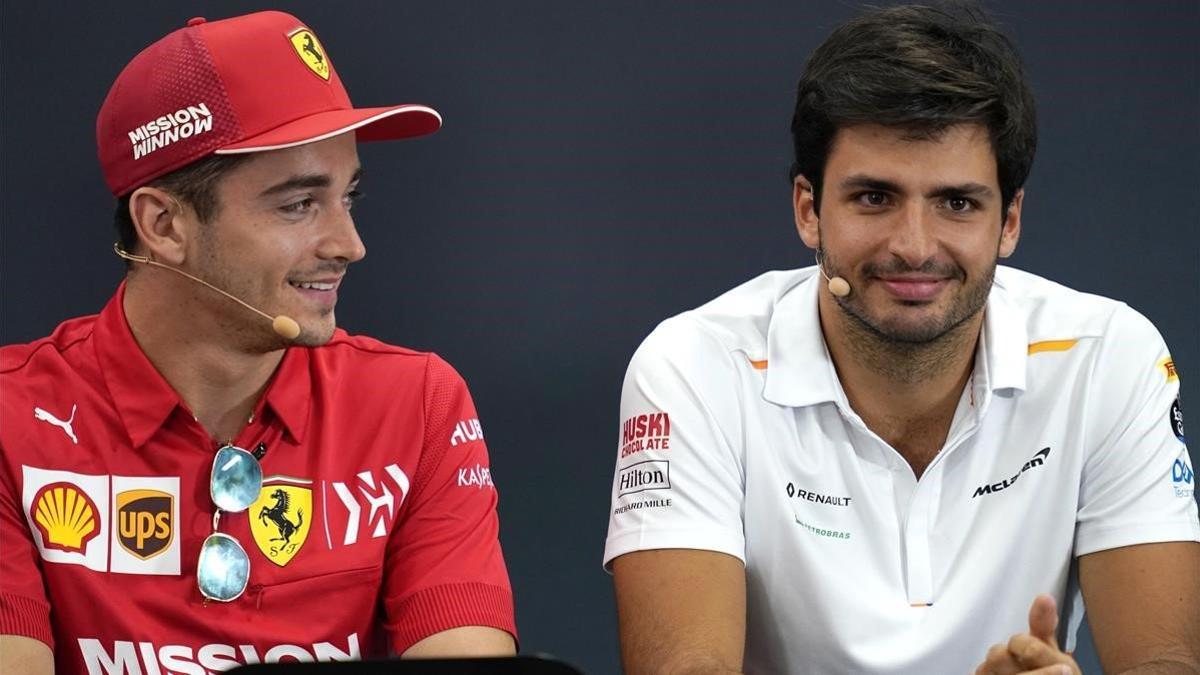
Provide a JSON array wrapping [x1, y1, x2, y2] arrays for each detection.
[[0, 285, 515, 673]]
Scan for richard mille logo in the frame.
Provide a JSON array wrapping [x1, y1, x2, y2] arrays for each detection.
[[973, 447, 1051, 498]]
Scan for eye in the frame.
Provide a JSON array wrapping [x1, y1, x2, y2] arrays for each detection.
[[943, 196, 978, 213], [343, 189, 364, 210], [280, 197, 315, 214], [855, 191, 890, 207]]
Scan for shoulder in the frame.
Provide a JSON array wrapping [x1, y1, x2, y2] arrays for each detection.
[[311, 330, 469, 393], [993, 266, 1160, 348], [635, 268, 815, 370], [1, 314, 98, 377]]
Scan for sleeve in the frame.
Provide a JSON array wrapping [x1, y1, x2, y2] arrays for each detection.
[[603, 315, 747, 570], [0, 437, 55, 647], [1074, 305, 1200, 557], [380, 354, 516, 654]]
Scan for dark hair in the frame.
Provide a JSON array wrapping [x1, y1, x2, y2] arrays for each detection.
[[113, 153, 252, 264], [789, 2, 1037, 213]]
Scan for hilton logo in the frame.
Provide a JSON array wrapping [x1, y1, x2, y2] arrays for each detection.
[[618, 460, 670, 497]]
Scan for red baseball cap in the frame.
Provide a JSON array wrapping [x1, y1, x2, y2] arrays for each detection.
[[96, 11, 441, 196]]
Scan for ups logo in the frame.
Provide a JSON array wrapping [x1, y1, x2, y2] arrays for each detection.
[[116, 489, 173, 559]]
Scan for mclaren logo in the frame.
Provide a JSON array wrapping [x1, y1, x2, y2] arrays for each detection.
[[251, 478, 312, 566], [31, 482, 100, 554], [289, 28, 330, 80], [116, 489, 173, 560], [973, 447, 1051, 498]]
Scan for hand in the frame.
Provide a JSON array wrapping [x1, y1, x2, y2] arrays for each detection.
[[974, 594, 1082, 675]]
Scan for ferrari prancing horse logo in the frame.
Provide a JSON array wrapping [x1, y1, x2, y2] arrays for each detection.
[[250, 478, 312, 566], [288, 28, 330, 80]]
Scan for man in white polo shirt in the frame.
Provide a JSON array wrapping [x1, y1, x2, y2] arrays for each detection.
[[603, 4, 1200, 674]]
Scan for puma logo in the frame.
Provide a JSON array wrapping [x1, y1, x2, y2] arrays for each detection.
[[34, 404, 78, 445]]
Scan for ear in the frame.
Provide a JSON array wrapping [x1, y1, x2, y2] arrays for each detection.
[[793, 175, 821, 250], [127, 187, 191, 266], [998, 188, 1023, 258]]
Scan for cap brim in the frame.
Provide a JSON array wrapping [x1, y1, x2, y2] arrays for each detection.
[[215, 104, 441, 154]]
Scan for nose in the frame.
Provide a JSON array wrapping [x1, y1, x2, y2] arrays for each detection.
[[317, 204, 366, 264], [887, 203, 937, 269]]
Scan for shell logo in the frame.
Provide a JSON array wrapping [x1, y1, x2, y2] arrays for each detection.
[[31, 482, 100, 553]]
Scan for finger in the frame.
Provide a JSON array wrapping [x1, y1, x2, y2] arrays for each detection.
[[1022, 665, 1075, 675], [975, 642, 1024, 675], [1008, 633, 1068, 669], [1026, 593, 1059, 644]]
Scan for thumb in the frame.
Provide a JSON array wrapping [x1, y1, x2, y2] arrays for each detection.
[[1027, 593, 1060, 645]]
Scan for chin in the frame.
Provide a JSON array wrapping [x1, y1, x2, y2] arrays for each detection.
[[289, 317, 337, 347]]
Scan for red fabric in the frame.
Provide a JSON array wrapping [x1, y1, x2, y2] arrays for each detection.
[[0, 285, 515, 673]]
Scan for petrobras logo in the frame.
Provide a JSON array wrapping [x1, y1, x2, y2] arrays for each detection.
[[22, 468, 181, 575], [78, 632, 359, 674], [618, 460, 670, 497], [126, 103, 214, 160], [450, 418, 484, 446], [620, 412, 671, 459]]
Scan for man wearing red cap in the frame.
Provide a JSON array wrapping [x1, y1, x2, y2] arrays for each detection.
[[0, 12, 516, 673]]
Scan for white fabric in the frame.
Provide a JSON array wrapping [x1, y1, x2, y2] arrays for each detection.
[[604, 265, 1199, 674]]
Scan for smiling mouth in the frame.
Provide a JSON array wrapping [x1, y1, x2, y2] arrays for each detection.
[[289, 280, 337, 291], [876, 277, 949, 301]]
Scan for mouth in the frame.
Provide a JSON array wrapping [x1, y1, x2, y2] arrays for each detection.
[[288, 280, 338, 291], [287, 277, 343, 308], [875, 275, 950, 301]]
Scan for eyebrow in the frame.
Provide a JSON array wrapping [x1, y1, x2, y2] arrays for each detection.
[[838, 174, 995, 200], [258, 167, 363, 198]]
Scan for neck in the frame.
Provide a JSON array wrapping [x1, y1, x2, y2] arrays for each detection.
[[819, 290, 981, 476], [123, 271, 285, 443]]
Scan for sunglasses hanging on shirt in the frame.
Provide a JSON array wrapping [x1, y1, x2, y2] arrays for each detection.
[[197, 444, 263, 602]]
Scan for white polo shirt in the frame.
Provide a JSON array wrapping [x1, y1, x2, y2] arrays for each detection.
[[604, 265, 1199, 674]]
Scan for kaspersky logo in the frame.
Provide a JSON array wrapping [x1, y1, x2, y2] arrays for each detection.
[[31, 482, 101, 553]]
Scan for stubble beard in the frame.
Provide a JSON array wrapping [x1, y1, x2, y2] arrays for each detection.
[[822, 248, 996, 383]]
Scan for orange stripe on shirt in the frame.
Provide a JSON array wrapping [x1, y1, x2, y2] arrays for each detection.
[[1027, 339, 1078, 355], [749, 359, 768, 370]]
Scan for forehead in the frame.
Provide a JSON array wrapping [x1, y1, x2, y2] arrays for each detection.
[[216, 133, 361, 196], [824, 123, 998, 189]]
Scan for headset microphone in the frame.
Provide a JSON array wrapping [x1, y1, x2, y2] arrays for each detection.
[[815, 252, 852, 298], [113, 244, 302, 340]]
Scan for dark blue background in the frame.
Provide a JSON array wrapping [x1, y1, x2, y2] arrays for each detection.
[[3, 2, 1196, 673]]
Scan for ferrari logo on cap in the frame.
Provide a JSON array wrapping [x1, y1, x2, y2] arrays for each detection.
[[289, 28, 330, 80], [250, 478, 312, 566]]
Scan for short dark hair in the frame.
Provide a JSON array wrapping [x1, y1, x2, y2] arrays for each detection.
[[789, 2, 1037, 213], [114, 153, 252, 264]]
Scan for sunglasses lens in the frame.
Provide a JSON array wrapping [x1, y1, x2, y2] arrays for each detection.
[[198, 533, 250, 602], [211, 445, 262, 513]]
